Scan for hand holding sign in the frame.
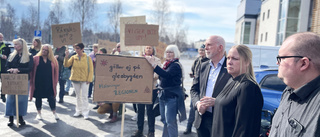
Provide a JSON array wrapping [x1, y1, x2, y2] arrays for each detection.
[[145, 56, 157, 68]]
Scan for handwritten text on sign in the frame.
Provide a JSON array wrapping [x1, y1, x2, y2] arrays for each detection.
[[51, 22, 82, 48], [125, 24, 159, 46], [1, 74, 28, 95], [93, 55, 154, 104]]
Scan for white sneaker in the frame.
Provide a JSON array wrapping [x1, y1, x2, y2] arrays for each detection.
[[73, 112, 81, 117], [83, 115, 89, 120], [131, 114, 137, 121], [54, 113, 59, 120], [37, 113, 43, 120]]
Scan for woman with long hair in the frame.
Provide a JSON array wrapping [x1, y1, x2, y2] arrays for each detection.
[[204, 45, 263, 137], [29, 44, 59, 120], [145, 45, 186, 137], [29, 38, 42, 56], [6, 38, 33, 127], [64, 43, 93, 120]]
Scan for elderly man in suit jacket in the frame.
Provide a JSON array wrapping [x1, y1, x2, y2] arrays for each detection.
[[190, 35, 231, 137]]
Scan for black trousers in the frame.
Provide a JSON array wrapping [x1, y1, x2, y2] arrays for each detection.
[[35, 96, 56, 111], [196, 112, 213, 137]]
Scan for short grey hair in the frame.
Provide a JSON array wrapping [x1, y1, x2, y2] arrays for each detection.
[[165, 45, 180, 59]]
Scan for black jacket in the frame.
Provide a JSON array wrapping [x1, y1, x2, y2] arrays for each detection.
[[0, 42, 11, 73], [6, 54, 33, 79]]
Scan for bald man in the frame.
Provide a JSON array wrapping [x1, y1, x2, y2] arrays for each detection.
[[269, 32, 320, 137], [190, 35, 231, 137]]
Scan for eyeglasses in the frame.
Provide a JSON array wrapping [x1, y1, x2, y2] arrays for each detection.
[[276, 55, 311, 63]]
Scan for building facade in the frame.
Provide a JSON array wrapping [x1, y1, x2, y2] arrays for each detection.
[[236, 0, 318, 46], [234, 0, 262, 45]]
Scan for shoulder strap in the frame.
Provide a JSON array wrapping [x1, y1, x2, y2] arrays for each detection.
[[175, 62, 184, 88], [87, 56, 89, 73]]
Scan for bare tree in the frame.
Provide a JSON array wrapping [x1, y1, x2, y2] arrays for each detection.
[[0, 3, 17, 41], [107, 0, 122, 42], [42, 0, 64, 44], [18, 4, 38, 42], [52, 0, 64, 24], [152, 0, 171, 43], [173, 10, 188, 50], [69, 0, 97, 32]]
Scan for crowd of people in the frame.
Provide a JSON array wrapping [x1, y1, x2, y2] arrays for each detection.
[[0, 31, 320, 137]]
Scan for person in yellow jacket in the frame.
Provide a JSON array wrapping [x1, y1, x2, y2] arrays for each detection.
[[64, 43, 93, 120]]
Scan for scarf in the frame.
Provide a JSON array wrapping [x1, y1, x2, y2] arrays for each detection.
[[163, 58, 179, 70]]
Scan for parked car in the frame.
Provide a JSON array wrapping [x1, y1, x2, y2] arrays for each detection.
[[255, 69, 287, 137]]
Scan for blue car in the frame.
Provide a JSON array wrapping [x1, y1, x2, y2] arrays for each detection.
[[255, 70, 287, 137]]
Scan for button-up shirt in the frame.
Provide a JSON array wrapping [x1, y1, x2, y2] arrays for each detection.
[[269, 75, 320, 137], [205, 57, 225, 112]]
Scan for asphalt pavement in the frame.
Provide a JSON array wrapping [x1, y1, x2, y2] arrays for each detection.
[[0, 59, 197, 137]]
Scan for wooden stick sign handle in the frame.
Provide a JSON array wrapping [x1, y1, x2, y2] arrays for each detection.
[[16, 95, 19, 128]]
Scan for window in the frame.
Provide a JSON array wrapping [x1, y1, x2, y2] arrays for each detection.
[[265, 32, 268, 41], [261, 33, 263, 42], [263, 12, 265, 21], [260, 74, 286, 91], [267, 9, 270, 19], [240, 22, 251, 44]]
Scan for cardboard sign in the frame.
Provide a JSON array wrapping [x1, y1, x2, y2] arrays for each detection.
[[93, 55, 154, 104], [120, 16, 146, 53], [98, 39, 117, 54], [125, 24, 159, 46], [51, 22, 82, 48], [1, 74, 28, 95], [156, 42, 167, 63]]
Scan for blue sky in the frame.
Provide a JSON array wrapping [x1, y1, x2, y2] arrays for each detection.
[[1, 0, 240, 43]]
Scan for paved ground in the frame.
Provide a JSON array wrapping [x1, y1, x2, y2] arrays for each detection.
[[0, 59, 197, 137]]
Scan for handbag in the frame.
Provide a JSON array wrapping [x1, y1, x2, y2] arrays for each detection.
[[61, 67, 71, 80]]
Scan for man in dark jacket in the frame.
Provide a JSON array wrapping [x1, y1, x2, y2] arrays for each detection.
[[53, 45, 66, 103], [0, 33, 11, 102], [184, 44, 209, 134], [190, 35, 231, 137]]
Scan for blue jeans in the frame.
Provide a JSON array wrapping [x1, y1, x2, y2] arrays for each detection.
[[186, 101, 195, 131], [65, 79, 71, 92], [160, 97, 178, 137]]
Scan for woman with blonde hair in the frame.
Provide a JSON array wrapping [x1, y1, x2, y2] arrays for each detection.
[[206, 45, 263, 137], [6, 38, 33, 127], [29, 38, 42, 56], [29, 44, 59, 120]]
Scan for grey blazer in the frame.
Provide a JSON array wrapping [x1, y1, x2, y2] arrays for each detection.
[[190, 58, 231, 129]]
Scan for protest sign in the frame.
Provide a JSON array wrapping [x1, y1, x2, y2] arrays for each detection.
[[93, 55, 154, 104], [120, 16, 146, 54], [125, 24, 159, 46], [1, 74, 28, 95], [98, 39, 117, 54], [155, 42, 167, 63], [51, 22, 82, 48]]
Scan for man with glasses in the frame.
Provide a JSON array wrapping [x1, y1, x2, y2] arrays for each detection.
[[0, 33, 11, 102], [269, 32, 320, 137]]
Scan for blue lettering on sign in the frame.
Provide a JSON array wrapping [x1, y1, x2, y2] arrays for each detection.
[[113, 89, 138, 95]]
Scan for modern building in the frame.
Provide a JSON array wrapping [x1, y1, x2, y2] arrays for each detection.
[[236, 0, 319, 46], [234, 0, 262, 45]]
